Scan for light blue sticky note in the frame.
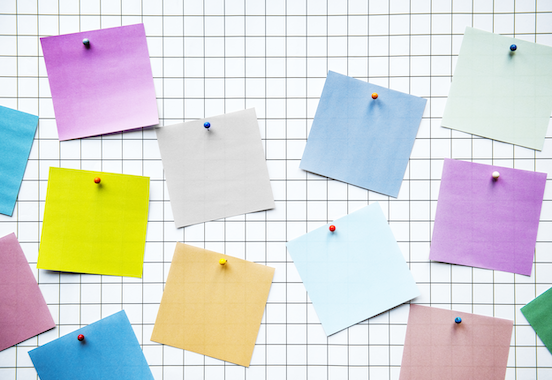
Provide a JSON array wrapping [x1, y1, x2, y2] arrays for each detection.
[[286, 203, 419, 336], [300, 71, 427, 197], [0, 105, 39, 216], [29, 310, 154, 380]]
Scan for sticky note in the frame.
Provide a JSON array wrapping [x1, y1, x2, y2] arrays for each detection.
[[521, 286, 552, 355], [155, 108, 274, 228], [151, 243, 275, 367], [286, 203, 419, 336], [0, 233, 55, 352], [40, 24, 158, 140], [430, 159, 546, 276], [400, 304, 513, 380], [0, 105, 38, 216], [441, 27, 552, 150], [300, 71, 427, 197], [38, 167, 149, 278], [29, 310, 153, 380]]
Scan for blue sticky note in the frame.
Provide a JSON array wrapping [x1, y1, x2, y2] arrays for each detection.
[[300, 71, 427, 197], [29, 310, 153, 380], [286, 203, 419, 336], [0, 105, 39, 216]]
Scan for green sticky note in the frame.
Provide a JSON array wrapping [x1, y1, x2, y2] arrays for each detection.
[[521, 287, 552, 354], [442, 27, 552, 151], [38, 167, 149, 278]]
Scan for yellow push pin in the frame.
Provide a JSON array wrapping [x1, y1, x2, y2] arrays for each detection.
[[372, 92, 378, 99], [219, 258, 227, 265]]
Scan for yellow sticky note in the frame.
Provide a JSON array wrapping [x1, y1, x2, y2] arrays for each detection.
[[38, 167, 149, 278], [151, 243, 275, 367]]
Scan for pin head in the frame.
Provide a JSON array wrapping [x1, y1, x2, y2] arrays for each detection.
[[219, 258, 227, 265], [94, 177, 101, 184], [510, 44, 517, 52], [492, 171, 500, 180], [204, 122, 211, 129], [371, 93, 378, 99], [455, 317, 462, 324], [83, 38, 90, 47], [329, 225, 336, 232], [78, 334, 85, 341]]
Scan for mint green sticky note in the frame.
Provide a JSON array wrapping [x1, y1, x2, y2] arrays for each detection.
[[442, 27, 552, 151]]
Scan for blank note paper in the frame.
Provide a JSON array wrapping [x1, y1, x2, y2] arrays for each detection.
[[521, 287, 552, 355], [300, 71, 427, 197], [29, 310, 153, 380], [0, 233, 55, 352], [0, 105, 38, 216], [38, 167, 149, 278], [156, 108, 274, 228], [400, 304, 513, 380], [441, 27, 552, 150], [286, 203, 419, 336], [40, 24, 158, 140], [430, 159, 546, 276], [151, 243, 275, 367]]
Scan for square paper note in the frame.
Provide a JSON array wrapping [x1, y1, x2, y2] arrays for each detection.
[[0, 105, 38, 216], [441, 27, 552, 150], [38, 167, 149, 277], [40, 24, 158, 140], [521, 286, 552, 355], [300, 71, 427, 197], [29, 310, 153, 380], [0, 233, 55, 352], [400, 304, 513, 380], [151, 243, 275, 367], [286, 203, 419, 336], [156, 108, 274, 228], [430, 159, 546, 276]]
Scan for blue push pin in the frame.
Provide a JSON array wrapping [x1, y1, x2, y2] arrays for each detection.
[[455, 317, 462, 324], [83, 38, 90, 48], [510, 44, 517, 52], [204, 122, 211, 130]]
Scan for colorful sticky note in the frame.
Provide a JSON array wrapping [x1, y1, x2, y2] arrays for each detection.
[[0, 233, 55, 352], [0, 105, 38, 216], [155, 108, 274, 228], [441, 27, 552, 150], [521, 286, 552, 355], [286, 203, 419, 336], [29, 310, 153, 380], [400, 304, 513, 380], [430, 159, 546, 276], [40, 24, 158, 140], [38, 167, 149, 277], [300, 71, 427, 197], [151, 243, 275, 367]]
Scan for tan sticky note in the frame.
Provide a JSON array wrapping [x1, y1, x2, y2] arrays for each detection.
[[151, 243, 275, 367]]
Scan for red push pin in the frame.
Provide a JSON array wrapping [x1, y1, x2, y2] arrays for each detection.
[[329, 225, 336, 232], [94, 177, 101, 184], [78, 334, 85, 341]]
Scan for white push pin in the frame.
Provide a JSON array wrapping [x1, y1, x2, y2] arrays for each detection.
[[492, 171, 500, 180]]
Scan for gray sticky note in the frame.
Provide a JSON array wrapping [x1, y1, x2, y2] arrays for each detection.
[[156, 108, 274, 228]]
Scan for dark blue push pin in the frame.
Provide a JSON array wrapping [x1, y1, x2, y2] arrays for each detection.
[[455, 317, 462, 324], [83, 38, 90, 48], [510, 44, 517, 52], [204, 122, 210, 130]]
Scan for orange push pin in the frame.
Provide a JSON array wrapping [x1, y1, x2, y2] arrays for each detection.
[[78, 334, 85, 341], [94, 177, 101, 184], [219, 258, 227, 265], [329, 225, 336, 232], [372, 93, 378, 99]]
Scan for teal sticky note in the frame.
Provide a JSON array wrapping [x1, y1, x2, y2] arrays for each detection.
[[300, 71, 427, 197], [0, 105, 39, 216], [28, 310, 153, 380], [442, 27, 552, 150], [286, 203, 419, 336]]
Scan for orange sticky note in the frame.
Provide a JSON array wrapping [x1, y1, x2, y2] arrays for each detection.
[[151, 243, 275, 367]]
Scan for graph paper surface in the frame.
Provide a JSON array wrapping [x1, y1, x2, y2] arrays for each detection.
[[1, 1, 552, 379]]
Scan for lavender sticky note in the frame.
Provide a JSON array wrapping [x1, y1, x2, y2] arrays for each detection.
[[0, 105, 38, 216], [430, 159, 546, 275], [0, 233, 55, 352], [40, 24, 158, 141], [300, 71, 427, 197]]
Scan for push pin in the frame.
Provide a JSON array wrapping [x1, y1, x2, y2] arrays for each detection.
[[94, 177, 101, 184], [219, 258, 227, 265], [83, 38, 90, 48], [492, 171, 500, 180], [78, 334, 85, 341], [371, 93, 378, 100], [510, 44, 517, 52], [455, 317, 462, 324], [329, 225, 336, 232], [204, 122, 211, 130]]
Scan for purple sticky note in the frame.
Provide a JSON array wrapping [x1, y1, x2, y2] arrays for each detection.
[[430, 159, 547, 276], [40, 24, 158, 141], [0, 233, 55, 352]]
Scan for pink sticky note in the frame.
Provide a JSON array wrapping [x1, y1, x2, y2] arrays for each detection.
[[40, 24, 158, 141], [400, 304, 513, 380], [0, 233, 55, 352], [430, 159, 546, 276]]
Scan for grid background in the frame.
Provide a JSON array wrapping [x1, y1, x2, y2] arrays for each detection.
[[1, 0, 552, 379]]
